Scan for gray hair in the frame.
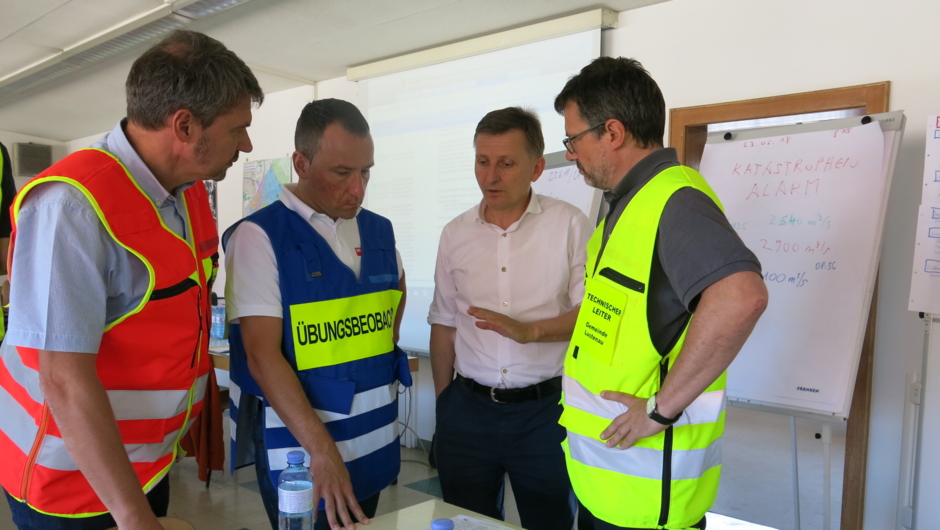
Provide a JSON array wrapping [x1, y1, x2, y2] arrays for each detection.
[[554, 57, 665, 149], [126, 30, 264, 130]]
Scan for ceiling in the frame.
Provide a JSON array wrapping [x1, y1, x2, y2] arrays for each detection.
[[0, 0, 668, 142]]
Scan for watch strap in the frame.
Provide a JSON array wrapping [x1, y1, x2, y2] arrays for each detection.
[[648, 394, 683, 426]]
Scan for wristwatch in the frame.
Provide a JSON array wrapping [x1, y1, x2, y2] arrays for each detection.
[[646, 393, 683, 426]]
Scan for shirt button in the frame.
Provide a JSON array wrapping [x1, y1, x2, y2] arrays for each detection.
[[501, 267, 507, 272], [502, 301, 508, 306], [502, 233, 507, 237], [502, 369, 508, 374]]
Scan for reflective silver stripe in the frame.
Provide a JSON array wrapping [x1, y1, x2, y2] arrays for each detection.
[[107, 373, 208, 420], [265, 408, 284, 429], [567, 431, 722, 480], [35, 424, 186, 471], [682, 389, 726, 425], [1, 352, 211, 422], [1, 349, 43, 404], [229, 381, 241, 443], [178, 417, 197, 439], [335, 422, 398, 462], [0, 382, 40, 454], [107, 390, 190, 420], [563, 374, 725, 427], [192, 373, 209, 410], [672, 438, 722, 480], [265, 383, 397, 429], [229, 417, 238, 443], [266, 422, 399, 472], [229, 381, 242, 409], [568, 431, 664, 480]]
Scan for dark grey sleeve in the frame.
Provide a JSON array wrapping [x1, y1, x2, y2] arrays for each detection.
[[658, 188, 762, 311]]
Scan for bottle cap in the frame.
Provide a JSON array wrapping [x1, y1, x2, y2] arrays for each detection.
[[431, 519, 454, 530], [286, 451, 306, 465]]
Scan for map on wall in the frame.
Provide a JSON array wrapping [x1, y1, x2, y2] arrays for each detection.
[[243, 157, 292, 216]]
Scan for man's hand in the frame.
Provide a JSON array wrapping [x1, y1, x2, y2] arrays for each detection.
[[467, 306, 537, 343], [599, 391, 668, 450], [39, 350, 165, 530], [240, 316, 369, 530], [309, 446, 368, 530], [430, 324, 457, 398]]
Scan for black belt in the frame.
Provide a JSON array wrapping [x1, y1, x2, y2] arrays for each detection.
[[455, 373, 561, 403]]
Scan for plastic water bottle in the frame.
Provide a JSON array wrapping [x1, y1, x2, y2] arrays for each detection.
[[210, 306, 225, 339], [278, 451, 314, 530], [431, 519, 454, 530]]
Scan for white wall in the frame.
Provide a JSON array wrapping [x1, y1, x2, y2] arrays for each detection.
[[67, 131, 107, 153], [213, 84, 315, 293], [0, 130, 67, 189], [606, 0, 934, 528], [316, 77, 364, 112]]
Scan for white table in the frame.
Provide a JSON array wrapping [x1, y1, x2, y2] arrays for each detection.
[[367, 499, 523, 530]]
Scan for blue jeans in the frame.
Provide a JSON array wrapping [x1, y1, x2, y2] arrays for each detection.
[[4, 477, 169, 530], [251, 407, 380, 530], [434, 381, 576, 530]]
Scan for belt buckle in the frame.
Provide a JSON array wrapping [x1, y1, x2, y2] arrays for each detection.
[[490, 386, 502, 403]]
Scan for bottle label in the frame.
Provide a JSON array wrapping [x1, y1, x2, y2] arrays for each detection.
[[278, 483, 313, 513]]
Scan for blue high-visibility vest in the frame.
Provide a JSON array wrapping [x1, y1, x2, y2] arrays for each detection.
[[224, 202, 412, 504]]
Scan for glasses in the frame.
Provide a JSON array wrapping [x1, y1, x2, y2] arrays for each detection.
[[562, 121, 606, 154]]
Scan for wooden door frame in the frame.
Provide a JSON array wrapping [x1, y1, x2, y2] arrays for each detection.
[[668, 81, 889, 530]]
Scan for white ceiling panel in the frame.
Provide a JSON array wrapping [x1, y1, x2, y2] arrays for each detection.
[[0, 51, 132, 141], [0, 40, 60, 74], [9, 0, 163, 50], [0, 0, 69, 41], [0, 0, 670, 141]]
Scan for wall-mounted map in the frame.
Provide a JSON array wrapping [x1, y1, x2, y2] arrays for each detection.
[[243, 157, 292, 216]]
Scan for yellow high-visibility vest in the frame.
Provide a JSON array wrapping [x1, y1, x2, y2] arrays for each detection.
[[561, 165, 728, 529]]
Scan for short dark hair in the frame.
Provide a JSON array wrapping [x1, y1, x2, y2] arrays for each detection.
[[126, 30, 263, 130], [294, 99, 370, 159], [473, 107, 545, 158], [554, 57, 665, 149]]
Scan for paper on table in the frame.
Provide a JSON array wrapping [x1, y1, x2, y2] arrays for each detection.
[[452, 515, 516, 529]]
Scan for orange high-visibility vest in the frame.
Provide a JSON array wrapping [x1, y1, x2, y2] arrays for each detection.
[[0, 148, 218, 517]]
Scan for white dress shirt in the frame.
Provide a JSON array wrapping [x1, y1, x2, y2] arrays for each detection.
[[428, 193, 593, 388], [225, 183, 403, 322]]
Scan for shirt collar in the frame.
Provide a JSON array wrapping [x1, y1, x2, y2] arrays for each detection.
[[280, 183, 360, 225], [91, 120, 193, 206], [475, 189, 543, 232], [606, 147, 680, 206]]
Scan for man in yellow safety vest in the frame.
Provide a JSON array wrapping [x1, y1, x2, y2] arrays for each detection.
[[554, 57, 769, 530]]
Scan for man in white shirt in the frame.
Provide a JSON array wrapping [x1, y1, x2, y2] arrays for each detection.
[[224, 99, 409, 530], [428, 107, 592, 530]]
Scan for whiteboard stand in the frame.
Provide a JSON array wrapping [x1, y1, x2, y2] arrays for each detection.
[[729, 399, 844, 529], [789, 416, 801, 530], [822, 422, 832, 530]]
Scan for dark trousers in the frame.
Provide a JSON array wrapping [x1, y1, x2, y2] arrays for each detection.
[[4, 477, 169, 530], [577, 500, 706, 530], [251, 409, 380, 530], [434, 381, 575, 530]]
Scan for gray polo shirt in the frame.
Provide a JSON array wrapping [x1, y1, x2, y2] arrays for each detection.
[[599, 147, 762, 355]]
